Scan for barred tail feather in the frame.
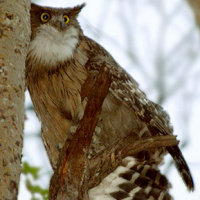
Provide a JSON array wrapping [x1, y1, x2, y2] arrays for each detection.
[[88, 157, 173, 200], [167, 146, 194, 191]]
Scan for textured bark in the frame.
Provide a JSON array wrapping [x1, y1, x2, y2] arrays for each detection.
[[49, 67, 179, 200], [0, 0, 30, 199], [188, 0, 200, 29]]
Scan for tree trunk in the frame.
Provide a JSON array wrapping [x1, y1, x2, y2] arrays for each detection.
[[0, 0, 30, 199]]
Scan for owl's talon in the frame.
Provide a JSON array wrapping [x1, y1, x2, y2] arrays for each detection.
[[70, 125, 78, 135], [94, 126, 101, 135], [57, 142, 64, 151], [78, 110, 84, 121]]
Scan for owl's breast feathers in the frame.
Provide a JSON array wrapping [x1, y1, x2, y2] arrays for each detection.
[[26, 36, 88, 167]]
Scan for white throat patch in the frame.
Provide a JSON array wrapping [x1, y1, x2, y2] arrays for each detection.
[[28, 25, 79, 65]]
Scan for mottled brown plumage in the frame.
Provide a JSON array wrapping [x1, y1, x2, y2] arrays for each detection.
[[26, 3, 194, 199]]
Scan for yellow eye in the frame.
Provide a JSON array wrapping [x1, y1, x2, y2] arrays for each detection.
[[63, 15, 69, 24], [41, 13, 50, 23]]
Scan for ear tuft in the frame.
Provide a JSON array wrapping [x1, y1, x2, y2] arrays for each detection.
[[31, 3, 42, 9], [72, 3, 86, 16]]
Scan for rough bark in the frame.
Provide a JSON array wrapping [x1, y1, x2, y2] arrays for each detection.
[[0, 0, 30, 199], [49, 67, 179, 200]]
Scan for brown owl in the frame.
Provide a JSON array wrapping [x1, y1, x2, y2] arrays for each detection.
[[26, 3, 194, 199]]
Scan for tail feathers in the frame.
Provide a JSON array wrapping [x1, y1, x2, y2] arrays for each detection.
[[167, 146, 194, 191], [88, 157, 173, 200]]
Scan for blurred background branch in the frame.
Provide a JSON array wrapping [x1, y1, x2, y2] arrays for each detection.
[[188, 0, 200, 29]]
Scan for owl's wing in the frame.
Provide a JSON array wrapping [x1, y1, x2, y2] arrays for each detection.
[[110, 64, 195, 191], [83, 37, 194, 191]]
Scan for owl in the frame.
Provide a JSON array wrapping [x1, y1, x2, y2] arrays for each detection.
[[26, 3, 194, 200]]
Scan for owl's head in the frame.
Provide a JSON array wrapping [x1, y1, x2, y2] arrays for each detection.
[[28, 3, 85, 64], [30, 3, 85, 37]]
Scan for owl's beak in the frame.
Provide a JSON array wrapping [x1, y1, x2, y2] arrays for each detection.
[[59, 21, 65, 30], [50, 19, 65, 31]]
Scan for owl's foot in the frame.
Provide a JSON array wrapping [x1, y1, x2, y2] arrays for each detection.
[[70, 125, 78, 135]]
